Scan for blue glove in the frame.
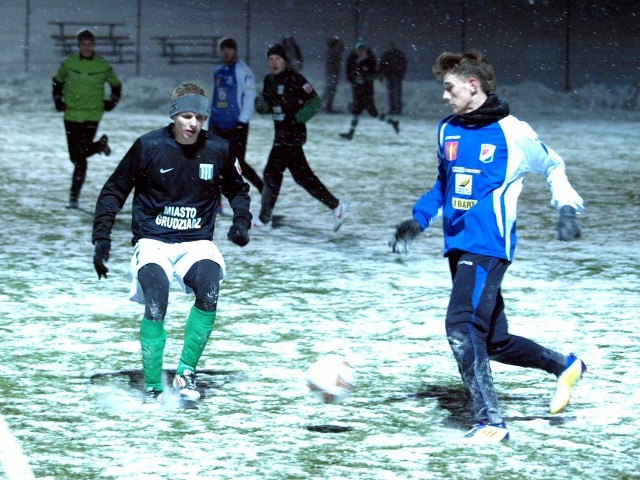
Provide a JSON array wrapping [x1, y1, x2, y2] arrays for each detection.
[[557, 205, 581, 241], [389, 219, 421, 254]]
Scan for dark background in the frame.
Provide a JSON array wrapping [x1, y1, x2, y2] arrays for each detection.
[[2, 0, 639, 91]]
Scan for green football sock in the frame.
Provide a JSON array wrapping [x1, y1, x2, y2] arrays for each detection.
[[139, 317, 166, 391], [177, 306, 216, 375]]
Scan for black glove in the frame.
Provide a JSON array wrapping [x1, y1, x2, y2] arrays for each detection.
[[93, 239, 111, 279], [227, 218, 250, 247], [54, 97, 66, 112], [104, 85, 121, 112], [557, 205, 581, 241], [389, 219, 422, 254], [254, 96, 270, 114], [52, 78, 65, 112]]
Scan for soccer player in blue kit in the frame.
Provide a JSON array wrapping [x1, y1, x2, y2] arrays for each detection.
[[92, 83, 252, 406], [208, 37, 263, 194], [389, 51, 586, 442]]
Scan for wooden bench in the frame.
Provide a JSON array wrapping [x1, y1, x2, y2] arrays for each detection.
[[50, 21, 135, 64], [153, 36, 221, 64]]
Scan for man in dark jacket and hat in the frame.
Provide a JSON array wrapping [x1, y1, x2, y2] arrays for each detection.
[[379, 42, 407, 115], [253, 43, 349, 231], [340, 39, 399, 140]]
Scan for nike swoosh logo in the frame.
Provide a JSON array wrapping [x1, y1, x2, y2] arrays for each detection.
[[160, 168, 174, 174]]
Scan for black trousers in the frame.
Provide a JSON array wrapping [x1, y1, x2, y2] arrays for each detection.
[[385, 76, 403, 114], [64, 120, 102, 202], [444, 250, 566, 424], [351, 85, 378, 117], [259, 145, 339, 223], [323, 71, 339, 111], [209, 123, 263, 193]]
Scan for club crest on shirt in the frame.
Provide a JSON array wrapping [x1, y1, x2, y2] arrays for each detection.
[[479, 144, 496, 163], [444, 141, 458, 161], [199, 163, 214, 180]]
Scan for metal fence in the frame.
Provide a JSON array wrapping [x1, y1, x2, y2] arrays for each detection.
[[7, 0, 640, 90]]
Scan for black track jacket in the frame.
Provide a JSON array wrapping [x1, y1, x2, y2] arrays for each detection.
[[93, 125, 251, 245]]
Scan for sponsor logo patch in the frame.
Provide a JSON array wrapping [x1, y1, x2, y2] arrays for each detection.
[[455, 173, 472, 195], [156, 205, 202, 230], [452, 197, 477, 210]]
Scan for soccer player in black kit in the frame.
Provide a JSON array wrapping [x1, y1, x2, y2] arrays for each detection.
[[92, 83, 252, 406], [253, 43, 349, 232]]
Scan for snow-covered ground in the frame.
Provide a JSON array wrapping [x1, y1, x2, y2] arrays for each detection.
[[0, 75, 639, 479]]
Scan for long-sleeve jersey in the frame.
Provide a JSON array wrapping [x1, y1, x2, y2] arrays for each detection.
[[259, 68, 321, 146], [92, 125, 251, 245], [346, 50, 377, 86], [209, 60, 256, 130], [53, 54, 121, 122], [412, 113, 584, 261]]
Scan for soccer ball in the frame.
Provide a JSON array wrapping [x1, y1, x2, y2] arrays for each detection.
[[306, 355, 356, 405]]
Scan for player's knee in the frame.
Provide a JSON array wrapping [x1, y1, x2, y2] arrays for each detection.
[[145, 299, 167, 321], [195, 289, 219, 312]]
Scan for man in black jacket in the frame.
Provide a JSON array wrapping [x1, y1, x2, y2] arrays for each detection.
[[322, 35, 345, 113], [254, 43, 348, 231], [379, 42, 407, 115], [340, 40, 399, 140], [92, 83, 252, 406]]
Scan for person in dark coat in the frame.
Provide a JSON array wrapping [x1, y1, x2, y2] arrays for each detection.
[[339, 40, 399, 140], [379, 42, 407, 115], [281, 36, 303, 72], [322, 36, 345, 113]]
